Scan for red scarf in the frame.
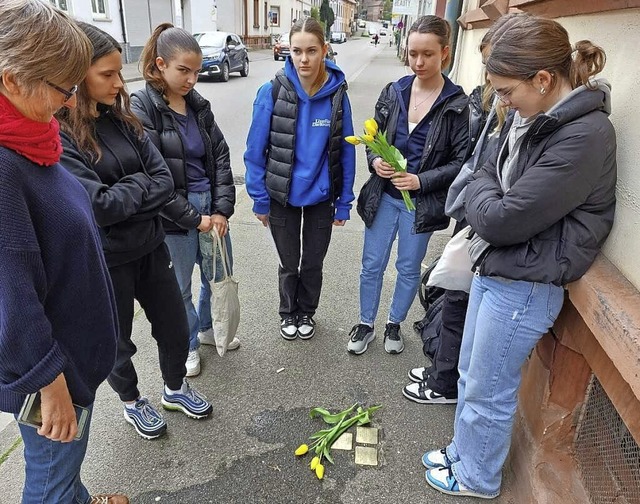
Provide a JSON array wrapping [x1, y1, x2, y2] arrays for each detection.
[[0, 93, 62, 166]]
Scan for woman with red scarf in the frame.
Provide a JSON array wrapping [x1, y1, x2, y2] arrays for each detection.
[[0, 1, 126, 503]]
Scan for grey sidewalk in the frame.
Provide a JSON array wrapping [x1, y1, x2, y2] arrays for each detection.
[[0, 46, 514, 503]]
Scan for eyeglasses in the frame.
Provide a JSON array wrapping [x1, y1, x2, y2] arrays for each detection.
[[46, 81, 79, 103], [494, 79, 527, 104]]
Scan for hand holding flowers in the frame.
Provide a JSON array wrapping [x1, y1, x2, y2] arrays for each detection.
[[346, 119, 416, 211]]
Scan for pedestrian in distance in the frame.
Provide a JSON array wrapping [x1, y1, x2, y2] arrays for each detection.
[[349, 15, 469, 356], [373, 33, 380, 46], [0, 1, 127, 502], [423, 14, 617, 499], [57, 23, 213, 442], [244, 17, 356, 341], [403, 13, 524, 404], [131, 23, 238, 378]]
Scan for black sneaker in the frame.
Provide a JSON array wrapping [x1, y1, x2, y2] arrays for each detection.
[[383, 322, 404, 354], [403, 381, 457, 404], [297, 315, 315, 340], [280, 316, 298, 340], [347, 324, 375, 354]]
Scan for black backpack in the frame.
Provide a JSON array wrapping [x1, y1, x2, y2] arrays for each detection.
[[413, 294, 444, 360], [418, 256, 444, 311]]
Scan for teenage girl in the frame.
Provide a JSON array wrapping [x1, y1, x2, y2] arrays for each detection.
[[244, 17, 356, 341], [131, 24, 237, 378]]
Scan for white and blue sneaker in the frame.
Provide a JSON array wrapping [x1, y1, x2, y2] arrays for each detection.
[[161, 380, 213, 419], [422, 448, 453, 469], [426, 467, 498, 499], [123, 397, 167, 440]]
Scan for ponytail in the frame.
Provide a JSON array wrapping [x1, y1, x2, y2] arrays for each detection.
[[140, 23, 202, 96], [571, 40, 606, 89]]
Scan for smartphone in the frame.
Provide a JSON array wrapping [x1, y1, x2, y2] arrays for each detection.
[[17, 392, 89, 441]]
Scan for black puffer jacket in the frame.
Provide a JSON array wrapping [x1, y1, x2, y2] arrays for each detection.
[[60, 109, 174, 268], [131, 84, 235, 234], [358, 75, 469, 233], [466, 79, 617, 285]]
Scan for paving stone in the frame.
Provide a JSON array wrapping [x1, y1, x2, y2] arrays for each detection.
[[354, 446, 378, 466], [332, 432, 353, 451], [356, 426, 379, 445]]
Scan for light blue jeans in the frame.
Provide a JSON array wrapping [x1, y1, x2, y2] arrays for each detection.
[[18, 404, 93, 504], [165, 191, 232, 351], [360, 192, 431, 325], [445, 275, 564, 497]]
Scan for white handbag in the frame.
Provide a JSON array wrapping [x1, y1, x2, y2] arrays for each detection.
[[208, 229, 240, 356], [426, 225, 474, 293]]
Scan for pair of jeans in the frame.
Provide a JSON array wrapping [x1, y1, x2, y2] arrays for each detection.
[[268, 199, 334, 318], [107, 243, 189, 400], [165, 191, 233, 351], [18, 405, 93, 504], [445, 275, 564, 497], [360, 192, 431, 325]]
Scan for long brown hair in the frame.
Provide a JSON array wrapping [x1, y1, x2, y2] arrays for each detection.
[[485, 16, 606, 91], [140, 23, 202, 98], [57, 23, 143, 161], [290, 18, 327, 97], [407, 15, 451, 69]]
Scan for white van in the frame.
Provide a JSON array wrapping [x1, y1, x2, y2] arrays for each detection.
[[358, 20, 366, 29]]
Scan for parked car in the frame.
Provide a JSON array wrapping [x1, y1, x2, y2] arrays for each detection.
[[330, 32, 347, 44], [358, 20, 366, 29], [194, 31, 249, 82], [273, 32, 290, 61]]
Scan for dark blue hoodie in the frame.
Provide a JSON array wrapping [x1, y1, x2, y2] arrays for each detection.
[[244, 58, 356, 220]]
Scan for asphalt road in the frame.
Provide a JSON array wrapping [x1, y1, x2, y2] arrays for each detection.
[[0, 41, 514, 504]]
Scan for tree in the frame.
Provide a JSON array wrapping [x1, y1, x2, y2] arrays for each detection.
[[319, 0, 335, 38], [381, 0, 392, 21], [310, 6, 320, 20]]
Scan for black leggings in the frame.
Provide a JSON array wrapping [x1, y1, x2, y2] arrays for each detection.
[[107, 243, 189, 401]]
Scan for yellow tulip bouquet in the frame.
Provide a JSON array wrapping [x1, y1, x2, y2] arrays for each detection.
[[346, 118, 416, 211], [294, 403, 382, 480]]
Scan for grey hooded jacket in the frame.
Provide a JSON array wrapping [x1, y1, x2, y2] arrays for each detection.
[[465, 79, 617, 286]]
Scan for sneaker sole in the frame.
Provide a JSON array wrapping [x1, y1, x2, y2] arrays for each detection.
[[161, 398, 212, 419], [425, 470, 498, 499], [384, 342, 405, 354], [297, 329, 315, 340], [280, 329, 297, 340], [123, 410, 167, 440], [347, 333, 375, 355], [185, 364, 201, 377], [402, 388, 457, 404]]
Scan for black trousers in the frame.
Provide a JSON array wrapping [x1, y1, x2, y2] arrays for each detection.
[[268, 199, 334, 318], [107, 243, 189, 401], [426, 289, 469, 398]]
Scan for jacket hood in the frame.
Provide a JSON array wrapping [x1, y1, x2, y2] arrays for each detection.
[[284, 57, 346, 100], [534, 78, 612, 134]]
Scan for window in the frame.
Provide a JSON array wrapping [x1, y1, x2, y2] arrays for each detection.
[[264, 1, 268, 28], [49, 0, 70, 12], [270, 5, 280, 26], [253, 0, 260, 28], [91, 0, 108, 18]]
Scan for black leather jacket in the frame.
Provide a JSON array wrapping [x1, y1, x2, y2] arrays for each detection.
[[357, 76, 469, 233], [131, 84, 235, 234]]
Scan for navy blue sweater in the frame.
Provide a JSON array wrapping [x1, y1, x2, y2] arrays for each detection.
[[0, 146, 118, 413]]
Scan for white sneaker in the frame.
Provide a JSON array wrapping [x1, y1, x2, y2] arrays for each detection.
[[226, 337, 240, 350], [185, 349, 201, 377], [198, 328, 215, 346]]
